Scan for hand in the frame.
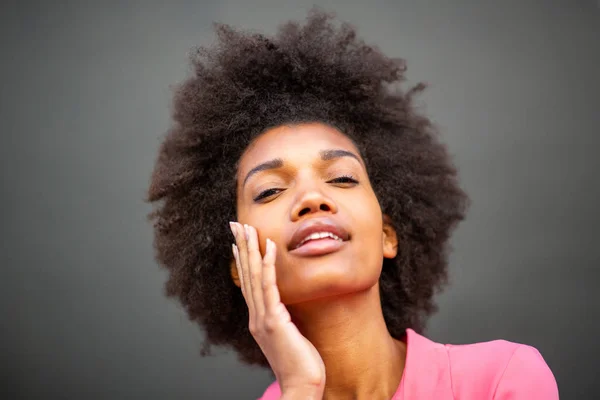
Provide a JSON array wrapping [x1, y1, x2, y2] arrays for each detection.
[[230, 222, 325, 397]]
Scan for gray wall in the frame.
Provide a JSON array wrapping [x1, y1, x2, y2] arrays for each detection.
[[2, 1, 598, 399]]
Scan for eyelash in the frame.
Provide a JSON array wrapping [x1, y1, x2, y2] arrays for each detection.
[[253, 188, 282, 201], [329, 175, 359, 184], [253, 175, 359, 202]]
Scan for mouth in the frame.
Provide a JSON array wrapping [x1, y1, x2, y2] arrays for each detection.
[[288, 218, 350, 257]]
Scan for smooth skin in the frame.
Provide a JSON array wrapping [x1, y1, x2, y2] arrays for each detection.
[[230, 123, 406, 400]]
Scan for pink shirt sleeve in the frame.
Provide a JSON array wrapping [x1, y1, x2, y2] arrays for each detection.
[[492, 345, 559, 399], [257, 381, 280, 400]]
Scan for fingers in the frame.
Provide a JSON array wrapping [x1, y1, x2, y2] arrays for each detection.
[[262, 238, 281, 312], [245, 224, 265, 318], [230, 222, 255, 314], [232, 243, 244, 295], [230, 222, 269, 326], [230, 222, 284, 334]]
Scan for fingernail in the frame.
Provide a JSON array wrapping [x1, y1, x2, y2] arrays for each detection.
[[232, 243, 238, 259], [244, 224, 250, 240], [229, 222, 237, 238]]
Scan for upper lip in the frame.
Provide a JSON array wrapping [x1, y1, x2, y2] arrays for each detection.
[[287, 217, 350, 250]]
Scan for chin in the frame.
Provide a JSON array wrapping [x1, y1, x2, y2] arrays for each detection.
[[280, 263, 381, 305]]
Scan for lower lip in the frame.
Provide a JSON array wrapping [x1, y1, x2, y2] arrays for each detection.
[[290, 239, 346, 257]]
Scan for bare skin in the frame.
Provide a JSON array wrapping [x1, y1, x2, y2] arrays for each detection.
[[230, 123, 407, 399]]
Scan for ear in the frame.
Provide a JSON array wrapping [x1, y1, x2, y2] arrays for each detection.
[[230, 259, 241, 287], [382, 214, 398, 259]]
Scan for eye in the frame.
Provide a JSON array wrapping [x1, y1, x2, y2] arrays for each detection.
[[328, 175, 359, 185], [253, 188, 283, 202]]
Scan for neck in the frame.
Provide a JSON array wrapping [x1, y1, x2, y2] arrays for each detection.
[[288, 284, 406, 400]]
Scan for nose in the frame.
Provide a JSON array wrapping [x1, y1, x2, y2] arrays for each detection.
[[290, 188, 338, 221]]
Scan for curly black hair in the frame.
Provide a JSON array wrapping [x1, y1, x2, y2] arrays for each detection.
[[147, 8, 468, 368]]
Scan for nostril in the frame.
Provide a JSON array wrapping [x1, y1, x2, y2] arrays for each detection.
[[298, 203, 330, 217], [298, 207, 311, 217]]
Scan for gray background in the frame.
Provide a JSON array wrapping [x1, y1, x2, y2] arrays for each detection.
[[1, 0, 599, 399]]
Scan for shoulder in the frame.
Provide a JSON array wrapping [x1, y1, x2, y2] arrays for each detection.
[[491, 344, 559, 399], [445, 339, 559, 399]]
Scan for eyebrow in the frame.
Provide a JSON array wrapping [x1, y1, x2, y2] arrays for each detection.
[[319, 149, 362, 164], [242, 148, 362, 187]]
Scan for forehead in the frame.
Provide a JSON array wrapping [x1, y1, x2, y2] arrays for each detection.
[[239, 122, 360, 169]]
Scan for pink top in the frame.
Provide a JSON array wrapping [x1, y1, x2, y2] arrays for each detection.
[[258, 329, 559, 399]]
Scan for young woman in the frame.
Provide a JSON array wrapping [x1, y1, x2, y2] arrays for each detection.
[[147, 9, 559, 399]]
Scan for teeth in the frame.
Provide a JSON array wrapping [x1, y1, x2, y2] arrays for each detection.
[[297, 232, 342, 248]]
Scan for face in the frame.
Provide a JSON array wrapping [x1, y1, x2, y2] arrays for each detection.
[[234, 122, 397, 305]]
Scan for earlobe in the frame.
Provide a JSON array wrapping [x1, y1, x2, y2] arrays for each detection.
[[382, 215, 398, 259], [230, 260, 241, 287]]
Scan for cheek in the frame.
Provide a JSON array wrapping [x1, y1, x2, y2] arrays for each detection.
[[353, 195, 383, 235], [353, 197, 385, 260], [242, 209, 287, 256]]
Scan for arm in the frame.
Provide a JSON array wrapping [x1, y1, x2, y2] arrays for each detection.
[[493, 345, 559, 399], [257, 382, 323, 400], [280, 388, 323, 400]]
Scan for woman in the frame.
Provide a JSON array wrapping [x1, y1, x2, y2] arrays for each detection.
[[147, 9, 559, 399]]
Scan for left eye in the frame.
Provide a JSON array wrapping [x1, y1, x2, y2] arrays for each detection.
[[328, 176, 359, 184]]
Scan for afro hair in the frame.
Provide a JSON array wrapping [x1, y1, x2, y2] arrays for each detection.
[[147, 8, 468, 368]]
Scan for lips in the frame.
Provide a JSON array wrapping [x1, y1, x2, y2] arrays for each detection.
[[287, 218, 350, 252]]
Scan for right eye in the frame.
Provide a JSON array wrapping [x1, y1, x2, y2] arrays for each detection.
[[253, 188, 283, 202]]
